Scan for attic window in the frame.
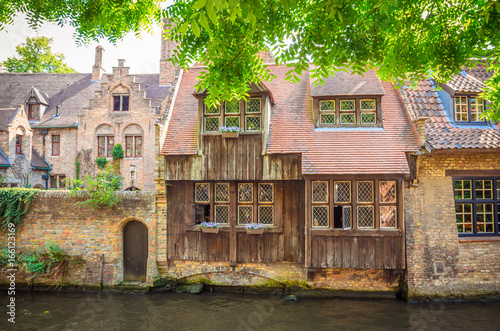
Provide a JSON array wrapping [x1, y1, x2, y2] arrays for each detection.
[[454, 96, 486, 123], [28, 104, 39, 121], [113, 95, 129, 111], [315, 97, 380, 127], [203, 98, 262, 133]]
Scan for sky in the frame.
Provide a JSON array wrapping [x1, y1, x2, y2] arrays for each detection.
[[0, 14, 164, 74]]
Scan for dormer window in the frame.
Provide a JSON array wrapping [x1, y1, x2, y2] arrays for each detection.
[[315, 97, 380, 127], [15, 135, 22, 154], [203, 97, 262, 133], [28, 104, 39, 121], [454, 96, 485, 123], [113, 95, 129, 111]]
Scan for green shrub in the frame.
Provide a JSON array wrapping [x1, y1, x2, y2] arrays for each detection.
[[95, 157, 107, 170], [112, 144, 124, 160], [0, 188, 39, 230]]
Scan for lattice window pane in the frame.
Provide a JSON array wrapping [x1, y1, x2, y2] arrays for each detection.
[[470, 97, 484, 122], [225, 116, 240, 128], [361, 113, 376, 124], [246, 98, 261, 113], [455, 203, 473, 233], [361, 99, 376, 111], [320, 114, 336, 124], [195, 183, 210, 202], [246, 116, 261, 131], [205, 103, 220, 115], [312, 206, 329, 227], [454, 96, 468, 122], [343, 206, 351, 229], [320, 100, 335, 111], [380, 181, 396, 203], [334, 181, 351, 203], [312, 181, 328, 203], [497, 181, 500, 198], [357, 181, 373, 203], [454, 180, 472, 199], [225, 100, 240, 114], [476, 180, 493, 199], [238, 183, 253, 202], [340, 100, 355, 111], [204, 117, 220, 132], [476, 203, 494, 233], [258, 183, 273, 203], [380, 206, 397, 228], [215, 205, 229, 224], [238, 206, 253, 225], [340, 113, 355, 124], [259, 206, 274, 225], [357, 206, 374, 228], [215, 183, 229, 202]]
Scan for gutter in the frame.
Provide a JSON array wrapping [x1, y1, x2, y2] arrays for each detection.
[[31, 124, 78, 129], [0, 164, 12, 168]]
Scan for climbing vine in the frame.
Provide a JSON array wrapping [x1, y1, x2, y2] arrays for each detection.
[[0, 188, 39, 230]]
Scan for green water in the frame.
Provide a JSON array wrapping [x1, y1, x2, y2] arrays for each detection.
[[1, 291, 499, 330]]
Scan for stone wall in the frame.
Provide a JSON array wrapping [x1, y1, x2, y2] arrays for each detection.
[[404, 152, 500, 301], [0, 191, 158, 286]]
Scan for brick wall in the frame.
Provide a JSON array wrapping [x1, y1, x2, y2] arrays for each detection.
[[0, 191, 158, 286], [404, 152, 500, 300]]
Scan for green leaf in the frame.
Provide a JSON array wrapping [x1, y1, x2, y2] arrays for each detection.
[[206, 0, 217, 23], [192, 0, 207, 10], [191, 21, 201, 37], [179, 21, 189, 35], [199, 12, 210, 31]]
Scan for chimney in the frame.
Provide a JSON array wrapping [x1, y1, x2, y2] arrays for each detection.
[[113, 59, 129, 76], [159, 19, 179, 86], [92, 46, 105, 81]]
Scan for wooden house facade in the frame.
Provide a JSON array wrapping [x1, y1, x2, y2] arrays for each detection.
[[160, 64, 419, 289]]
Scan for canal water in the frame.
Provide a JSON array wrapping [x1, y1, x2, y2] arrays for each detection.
[[2, 291, 500, 330]]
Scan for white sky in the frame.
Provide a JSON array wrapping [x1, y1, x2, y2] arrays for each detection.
[[0, 14, 165, 74]]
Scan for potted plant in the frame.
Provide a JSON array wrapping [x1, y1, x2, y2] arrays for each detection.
[[200, 222, 219, 233], [245, 223, 264, 234], [220, 126, 239, 138]]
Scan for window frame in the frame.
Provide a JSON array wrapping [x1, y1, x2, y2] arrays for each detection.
[[310, 178, 402, 231], [51, 135, 60, 156], [28, 103, 40, 121], [453, 177, 499, 236], [193, 181, 276, 227], [15, 135, 22, 154], [97, 135, 115, 158], [313, 96, 382, 128], [202, 96, 264, 134], [112, 94, 130, 112], [125, 135, 143, 158], [453, 95, 487, 124], [50, 174, 66, 189]]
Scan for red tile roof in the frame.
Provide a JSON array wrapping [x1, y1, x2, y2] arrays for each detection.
[[162, 65, 419, 175], [402, 67, 500, 150]]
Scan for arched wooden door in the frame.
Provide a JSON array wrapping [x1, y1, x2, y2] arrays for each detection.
[[123, 221, 148, 282]]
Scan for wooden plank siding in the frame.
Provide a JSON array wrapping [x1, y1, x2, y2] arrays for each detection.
[[166, 180, 305, 264], [164, 135, 301, 181]]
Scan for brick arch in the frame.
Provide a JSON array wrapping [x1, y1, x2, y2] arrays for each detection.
[[109, 82, 132, 94], [117, 217, 150, 234], [95, 123, 116, 135], [123, 123, 144, 135], [15, 125, 26, 135]]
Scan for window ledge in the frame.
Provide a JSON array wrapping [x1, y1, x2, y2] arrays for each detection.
[[109, 111, 130, 115], [310, 229, 402, 237], [186, 225, 282, 233], [459, 236, 500, 243], [314, 127, 384, 132]]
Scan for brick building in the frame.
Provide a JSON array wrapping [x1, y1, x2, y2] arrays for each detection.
[[400, 64, 500, 300], [0, 30, 177, 191]]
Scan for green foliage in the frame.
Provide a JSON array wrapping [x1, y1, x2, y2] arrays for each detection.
[[165, 0, 500, 120], [75, 157, 81, 180], [112, 144, 124, 160], [1, 36, 77, 73], [95, 157, 108, 170], [68, 167, 123, 209], [0, 188, 39, 230]]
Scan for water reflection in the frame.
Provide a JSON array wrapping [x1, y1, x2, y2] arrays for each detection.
[[1, 291, 500, 330]]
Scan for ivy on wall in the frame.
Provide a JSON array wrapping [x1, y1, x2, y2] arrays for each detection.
[[0, 188, 39, 230]]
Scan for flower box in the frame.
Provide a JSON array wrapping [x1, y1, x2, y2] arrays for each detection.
[[201, 227, 219, 234], [221, 131, 239, 139], [246, 228, 264, 235]]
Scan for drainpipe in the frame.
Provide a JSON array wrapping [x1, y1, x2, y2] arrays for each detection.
[[40, 129, 50, 189]]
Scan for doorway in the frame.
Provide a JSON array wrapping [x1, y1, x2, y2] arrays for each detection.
[[123, 221, 148, 282]]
